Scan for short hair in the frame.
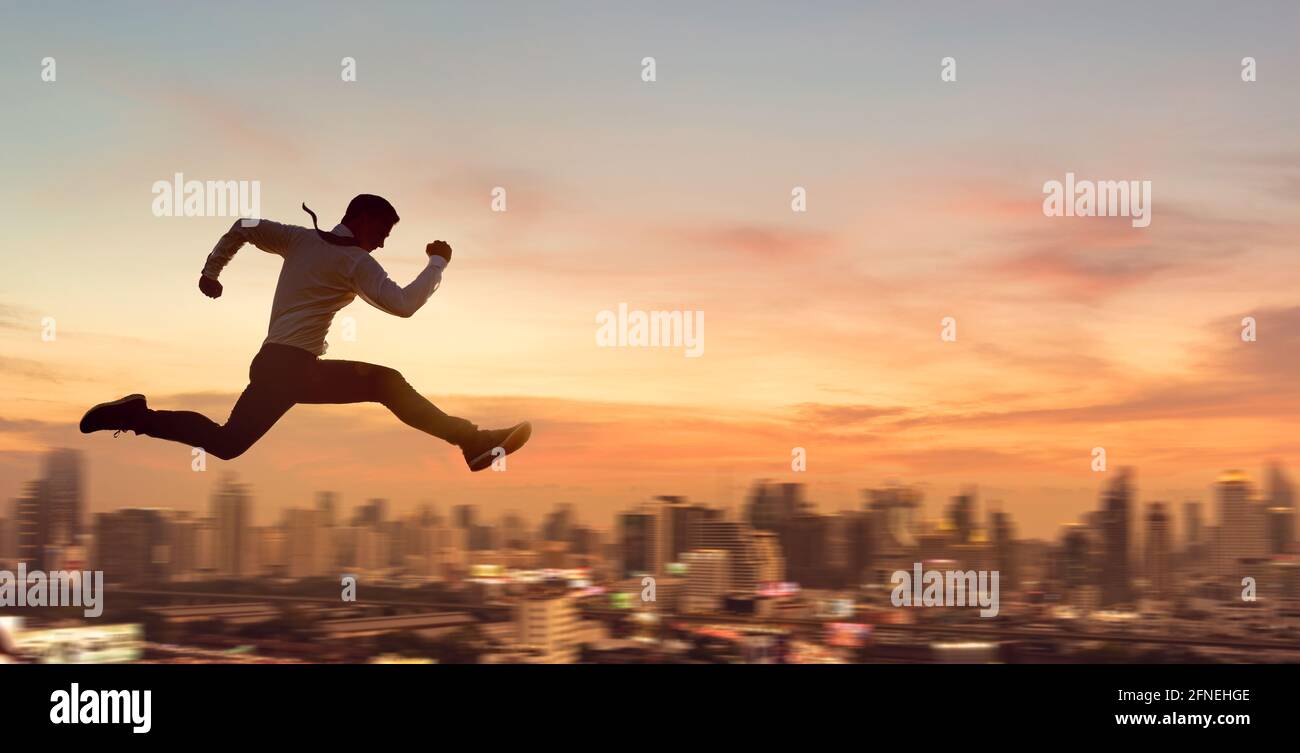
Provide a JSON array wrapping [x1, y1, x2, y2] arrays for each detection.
[[342, 194, 399, 225]]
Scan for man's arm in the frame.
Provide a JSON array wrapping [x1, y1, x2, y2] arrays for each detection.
[[350, 242, 452, 318], [198, 219, 302, 298]]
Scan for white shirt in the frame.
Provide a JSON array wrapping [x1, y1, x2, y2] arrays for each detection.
[[201, 219, 447, 355]]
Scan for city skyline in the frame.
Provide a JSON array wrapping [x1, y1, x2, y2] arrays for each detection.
[[4, 446, 1298, 667], [5, 446, 1295, 554]]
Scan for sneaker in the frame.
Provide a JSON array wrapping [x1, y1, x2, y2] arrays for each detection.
[[79, 394, 147, 435], [461, 422, 532, 472]]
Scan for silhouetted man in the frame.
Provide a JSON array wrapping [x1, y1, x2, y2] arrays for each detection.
[[80, 194, 530, 471]]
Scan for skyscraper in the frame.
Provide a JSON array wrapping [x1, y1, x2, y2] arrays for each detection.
[[1266, 507, 1293, 556], [698, 519, 764, 593], [751, 530, 785, 585], [211, 475, 251, 578], [8, 449, 85, 571], [1183, 500, 1203, 551], [500, 510, 529, 550], [95, 508, 171, 584], [542, 503, 575, 543], [863, 483, 921, 556], [1215, 470, 1264, 573], [990, 508, 1017, 592], [42, 449, 84, 549], [683, 549, 730, 613], [1059, 524, 1093, 599], [11, 480, 46, 569], [829, 510, 875, 588], [168, 511, 201, 581], [410, 518, 466, 579], [285, 507, 332, 578], [357, 499, 388, 527], [618, 508, 658, 578], [947, 489, 977, 545], [782, 512, 827, 587], [1100, 468, 1133, 605], [1145, 503, 1171, 598], [316, 491, 338, 528], [662, 499, 718, 567], [1267, 463, 1295, 543], [745, 481, 809, 533]]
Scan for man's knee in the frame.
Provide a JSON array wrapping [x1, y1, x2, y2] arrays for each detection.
[[206, 428, 257, 461], [206, 441, 251, 461], [370, 365, 410, 397]]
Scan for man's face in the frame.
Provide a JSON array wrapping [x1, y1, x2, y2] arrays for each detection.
[[354, 216, 395, 251]]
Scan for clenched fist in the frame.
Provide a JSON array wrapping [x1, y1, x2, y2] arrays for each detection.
[[426, 241, 452, 263], [198, 275, 223, 299]]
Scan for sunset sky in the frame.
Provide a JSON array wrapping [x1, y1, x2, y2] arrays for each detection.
[[2, 1, 1298, 537]]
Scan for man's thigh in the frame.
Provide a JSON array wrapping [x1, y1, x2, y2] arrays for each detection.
[[220, 379, 296, 452], [297, 359, 395, 404]]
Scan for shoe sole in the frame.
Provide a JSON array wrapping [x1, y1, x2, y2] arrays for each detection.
[[79, 394, 145, 433], [467, 421, 532, 472]]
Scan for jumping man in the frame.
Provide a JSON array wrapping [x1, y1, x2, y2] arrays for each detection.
[[79, 194, 531, 472]]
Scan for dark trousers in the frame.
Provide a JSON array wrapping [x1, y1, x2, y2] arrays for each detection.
[[139, 343, 475, 459]]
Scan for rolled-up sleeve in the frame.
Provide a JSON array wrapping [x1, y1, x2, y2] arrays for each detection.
[[201, 219, 302, 279], [350, 254, 447, 318]]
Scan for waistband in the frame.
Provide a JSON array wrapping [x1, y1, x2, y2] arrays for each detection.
[[256, 342, 318, 360]]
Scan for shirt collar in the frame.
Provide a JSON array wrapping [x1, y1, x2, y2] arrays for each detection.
[[331, 223, 355, 238]]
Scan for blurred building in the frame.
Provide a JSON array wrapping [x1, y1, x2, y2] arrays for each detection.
[[863, 483, 921, 567], [1266, 507, 1293, 556], [210, 475, 252, 578], [683, 549, 730, 613], [316, 492, 338, 527], [252, 525, 285, 577], [354, 525, 393, 573], [1145, 503, 1171, 598], [1215, 470, 1265, 573], [462, 522, 492, 552], [10, 480, 45, 569], [195, 516, 218, 576], [1059, 524, 1092, 597], [94, 508, 170, 584], [1183, 500, 1204, 566], [500, 510, 530, 550], [783, 512, 831, 587], [619, 506, 659, 578], [285, 507, 332, 578], [409, 520, 467, 579], [745, 481, 809, 533], [1267, 463, 1294, 539], [8, 449, 84, 570], [947, 489, 977, 545], [990, 508, 1017, 591], [698, 519, 767, 593], [43, 449, 84, 555], [168, 511, 201, 581], [838, 510, 876, 588], [751, 530, 785, 584], [1100, 468, 1134, 605], [541, 503, 575, 543], [514, 589, 581, 663], [661, 497, 718, 569]]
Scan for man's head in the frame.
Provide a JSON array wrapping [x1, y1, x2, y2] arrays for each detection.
[[341, 194, 400, 251]]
